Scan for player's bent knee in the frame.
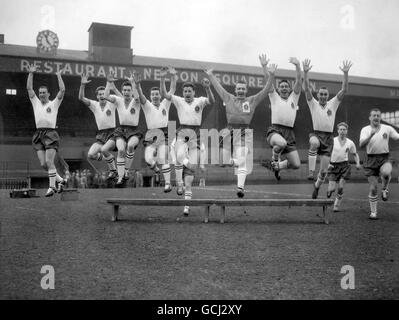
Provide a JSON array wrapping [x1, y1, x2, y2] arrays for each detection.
[[337, 187, 344, 195], [275, 140, 287, 150], [117, 150, 125, 158], [144, 154, 153, 164], [102, 150, 111, 157], [369, 185, 378, 195], [45, 160, 54, 169], [309, 138, 319, 150], [380, 169, 392, 178], [290, 161, 301, 170], [100, 146, 108, 153], [309, 144, 318, 151], [87, 152, 97, 160], [176, 151, 187, 163]]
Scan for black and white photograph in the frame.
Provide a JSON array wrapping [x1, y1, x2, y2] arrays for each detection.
[[0, 0, 398, 305]]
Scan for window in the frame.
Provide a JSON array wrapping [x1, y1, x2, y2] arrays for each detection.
[[382, 111, 399, 127], [6, 89, 17, 95]]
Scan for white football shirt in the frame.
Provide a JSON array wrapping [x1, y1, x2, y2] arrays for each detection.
[[269, 90, 300, 128], [88, 100, 116, 130], [171, 95, 208, 126], [360, 124, 399, 154], [142, 99, 171, 130], [307, 96, 340, 132], [111, 95, 141, 126], [30, 95, 62, 129], [330, 137, 356, 163]]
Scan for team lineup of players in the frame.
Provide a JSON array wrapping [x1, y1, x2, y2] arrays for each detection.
[[26, 54, 399, 220]]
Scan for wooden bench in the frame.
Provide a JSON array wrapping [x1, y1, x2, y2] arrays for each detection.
[[106, 198, 335, 224]]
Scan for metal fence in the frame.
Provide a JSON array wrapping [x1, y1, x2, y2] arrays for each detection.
[[0, 161, 30, 189]]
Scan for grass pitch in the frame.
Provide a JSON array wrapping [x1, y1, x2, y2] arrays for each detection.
[[0, 183, 398, 299]]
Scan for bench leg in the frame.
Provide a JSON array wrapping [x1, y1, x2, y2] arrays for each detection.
[[112, 205, 119, 222], [220, 206, 225, 224], [323, 206, 329, 225], [204, 206, 210, 223]]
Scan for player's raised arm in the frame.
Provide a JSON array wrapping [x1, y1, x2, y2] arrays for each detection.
[[78, 74, 91, 107], [204, 68, 231, 102], [251, 62, 277, 107], [56, 69, 66, 100], [202, 78, 215, 105], [289, 57, 302, 94], [336, 60, 352, 101], [125, 71, 140, 101], [160, 67, 172, 101], [167, 67, 178, 96], [132, 73, 147, 105], [109, 71, 123, 97], [302, 59, 313, 102], [26, 65, 37, 99], [259, 53, 273, 93], [104, 72, 117, 103]]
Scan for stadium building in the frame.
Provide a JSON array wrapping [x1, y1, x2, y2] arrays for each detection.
[[1, 23, 398, 187]]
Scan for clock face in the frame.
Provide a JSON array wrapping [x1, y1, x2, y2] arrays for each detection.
[[36, 30, 59, 52]]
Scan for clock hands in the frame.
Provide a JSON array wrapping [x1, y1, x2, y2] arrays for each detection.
[[41, 35, 49, 47], [46, 34, 54, 46]]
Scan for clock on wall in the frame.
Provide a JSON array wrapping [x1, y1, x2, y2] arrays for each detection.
[[36, 30, 59, 53]]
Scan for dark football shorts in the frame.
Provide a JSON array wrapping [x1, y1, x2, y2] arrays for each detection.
[[327, 161, 351, 182], [95, 128, 115, 145], [363, 153, 391, 177], [175, 125, 203, 176], [176, 125, 201, 150], [143, 127, 169, 147], [114, 125, 143, 142], [32, 128, 60, 151], [183, 165, 196, 177], [266, 124, 297, 155], [309, 131, 334, 157], [219, 124, 252, 150]]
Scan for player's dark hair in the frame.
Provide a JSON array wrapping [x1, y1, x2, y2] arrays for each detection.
[[95, 86, 105, 95], [183, 82, 195, 90], [278, 79, 291, 87], [122, 81, 132, 89], [319, 86, 329, 91], [236, 81, 247, 86], [370, 108, 381, 114], [39, 85, 49, 93], [337, 122, 348, 129], [151, 87, 160, 92]]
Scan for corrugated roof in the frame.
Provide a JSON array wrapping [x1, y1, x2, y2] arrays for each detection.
[[1, 43, 399, 87]]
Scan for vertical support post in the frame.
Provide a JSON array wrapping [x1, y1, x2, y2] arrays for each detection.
[[220, 206, 225, 224], [112, 204, 120, 222], [204, 206, 210, 223], [323, 206, 329, 225]]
